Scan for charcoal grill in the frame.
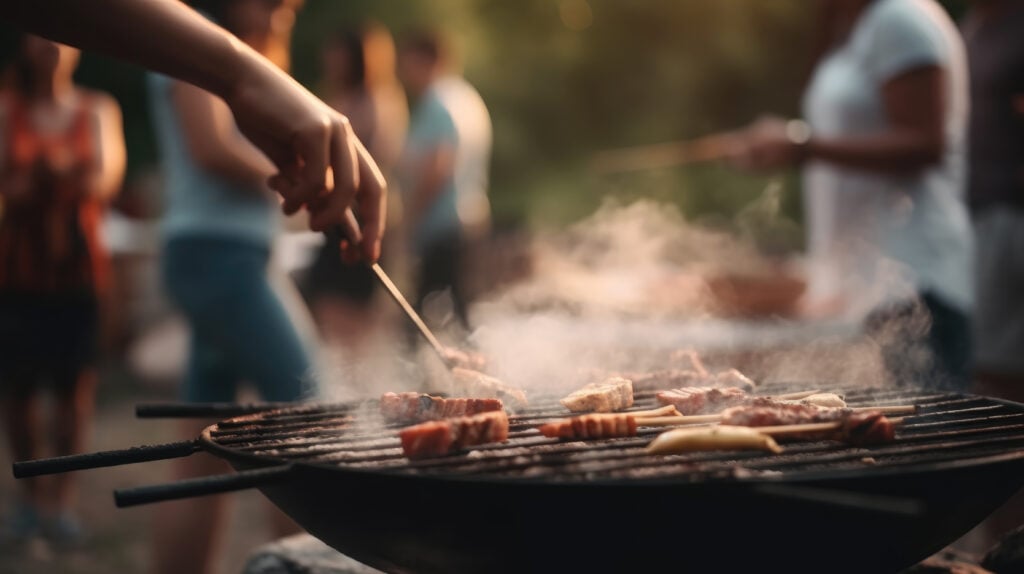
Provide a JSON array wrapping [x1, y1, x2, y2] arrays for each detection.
[[13, 385, 1024, 574]]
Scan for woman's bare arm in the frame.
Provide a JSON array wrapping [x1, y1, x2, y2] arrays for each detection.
[[804, 66, 946, 173], [83, 92, 126, 201], [4, 0, 386, 261], [733, 66, 947, 175]]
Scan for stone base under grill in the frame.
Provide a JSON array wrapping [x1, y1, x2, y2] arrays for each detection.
[[243, 534, 383, 574]]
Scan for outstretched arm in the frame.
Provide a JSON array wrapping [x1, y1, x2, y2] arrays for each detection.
[[4, 0, 386, 262]]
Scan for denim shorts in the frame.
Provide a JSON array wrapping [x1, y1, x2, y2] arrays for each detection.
[[162, 236, 315, 403]]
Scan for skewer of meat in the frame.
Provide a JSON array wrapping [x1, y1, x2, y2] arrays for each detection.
[[380, 392, 504, 424], [560, 377, 634, 413], [399, 410, 510, 459], [639, 401, 914, 427], [538, 405, 679, 440], [754, 412, 900, 446], [656, 388, 832, 415]]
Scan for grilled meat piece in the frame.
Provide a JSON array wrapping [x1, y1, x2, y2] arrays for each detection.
[[560, 377, 634, 413], [841, 411, 895, 446], [441, 347, 488, 371], [399, 411, 510, 459], [450, 368, 528, 409], [721, 402, 851, 427], [380, 392, 504, 424], [722, 403, 896, 445], [538, 413, 637, 440], [656, 386, 748, 415]]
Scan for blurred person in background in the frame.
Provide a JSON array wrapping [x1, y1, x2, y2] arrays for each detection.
[[963, 0, 1024, 404], [303, 23, 407, 352], [0, 34, 125, 545], [397, 31, 492, 342], [147, 1, 317, 572], [961, 0, 1024, 548], [724, 0, 973, 391]]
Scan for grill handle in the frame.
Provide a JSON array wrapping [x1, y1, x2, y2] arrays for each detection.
[[114, 465, 293, 507], [12, 441, 199, 478]]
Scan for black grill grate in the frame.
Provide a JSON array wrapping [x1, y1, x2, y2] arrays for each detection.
[[205, 384, 1024, 483]]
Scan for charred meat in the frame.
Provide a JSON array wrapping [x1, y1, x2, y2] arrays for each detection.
[[399, 410, 510, 459], [538, 413, 637, 440], [380, 392, 504, 424]]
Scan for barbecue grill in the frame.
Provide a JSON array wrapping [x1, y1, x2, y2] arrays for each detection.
[[13, 384, 1024, 574]]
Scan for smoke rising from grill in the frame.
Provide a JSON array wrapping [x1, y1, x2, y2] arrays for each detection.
[[315, 196, 938, 402]]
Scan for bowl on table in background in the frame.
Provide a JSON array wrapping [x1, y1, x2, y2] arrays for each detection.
[[704, 271, 807, 319]]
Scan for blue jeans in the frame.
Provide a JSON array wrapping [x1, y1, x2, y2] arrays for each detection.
[[162, 237, 315, 402]]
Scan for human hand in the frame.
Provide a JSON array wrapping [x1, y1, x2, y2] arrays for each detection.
[[223, 57, 386, 262], [729, 116, 808, 172]]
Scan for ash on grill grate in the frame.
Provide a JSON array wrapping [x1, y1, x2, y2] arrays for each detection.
[[203, 386, 1024, 484]]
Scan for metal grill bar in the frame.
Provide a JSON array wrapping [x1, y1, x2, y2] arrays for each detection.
[[204, 385, 1024, 483]]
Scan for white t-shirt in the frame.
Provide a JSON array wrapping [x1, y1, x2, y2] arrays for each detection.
[[802, 0, 973, 318]]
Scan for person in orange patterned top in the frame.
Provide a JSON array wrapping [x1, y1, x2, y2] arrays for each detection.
[[0, 34, 125, 546]]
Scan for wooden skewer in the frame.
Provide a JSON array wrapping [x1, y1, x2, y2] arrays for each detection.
[[627, 405, 680, 418], [636, 414, 721, 427]]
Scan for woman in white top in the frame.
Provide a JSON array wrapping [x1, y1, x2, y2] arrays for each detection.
[[729, 0, 973, 390]]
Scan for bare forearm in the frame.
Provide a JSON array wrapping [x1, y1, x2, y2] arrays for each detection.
[[6, 0, 253, 98], [204, 135, 276, 188], [806, 130, 943, 174]]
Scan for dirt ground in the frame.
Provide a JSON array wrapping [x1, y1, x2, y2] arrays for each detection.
[[0, 377, 287, 574]]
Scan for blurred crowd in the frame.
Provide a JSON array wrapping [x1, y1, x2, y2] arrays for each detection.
[[0, 0, 1022, 571]]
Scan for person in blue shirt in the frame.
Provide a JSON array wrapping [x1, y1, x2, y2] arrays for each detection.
[[397, 31, 492, 337]]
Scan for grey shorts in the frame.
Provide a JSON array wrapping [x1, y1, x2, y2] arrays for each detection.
[[973, 207, 1024, 376]]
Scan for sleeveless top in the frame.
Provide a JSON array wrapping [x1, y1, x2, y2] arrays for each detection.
[[0, 94, 108, 296], [148, 72, 277, 248]]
